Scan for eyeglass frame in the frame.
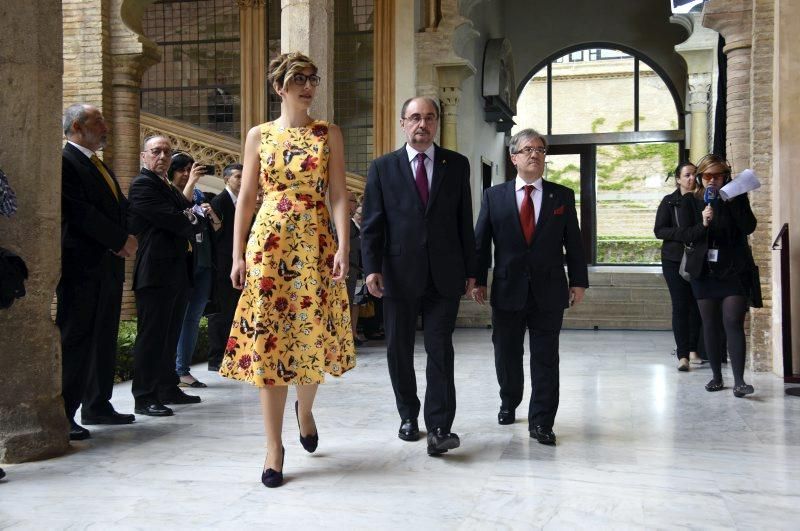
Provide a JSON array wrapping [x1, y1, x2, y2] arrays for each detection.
[[513, 146, 548, 156], [289, 73, 321, 87], [401, 113, 439, 125]]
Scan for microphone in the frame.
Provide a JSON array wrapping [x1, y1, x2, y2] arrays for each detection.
[[704, 185, 718, 206]]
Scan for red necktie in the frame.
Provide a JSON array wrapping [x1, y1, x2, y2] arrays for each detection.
[[414, 152, 429, 206], [520, 184, 535, 244]]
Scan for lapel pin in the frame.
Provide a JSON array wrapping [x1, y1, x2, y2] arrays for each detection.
[[549, 193, 554, 198]]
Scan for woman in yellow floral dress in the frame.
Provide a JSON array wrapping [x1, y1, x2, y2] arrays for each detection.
[[220, 52, 355, 488]]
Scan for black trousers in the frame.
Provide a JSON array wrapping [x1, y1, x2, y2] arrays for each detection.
[[56, 271, 123, 420], [491, 288, 563, 430], [383, 283, 461, 432], [662, 260, 701, 359], [206, 278, 241, 367], [132, 281, 189, 405]]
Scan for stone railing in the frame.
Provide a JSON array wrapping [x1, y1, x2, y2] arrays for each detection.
[[139, 112, 241, 185]]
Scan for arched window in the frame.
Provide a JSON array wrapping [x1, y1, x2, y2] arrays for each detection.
[[514, 47, 685, 265]]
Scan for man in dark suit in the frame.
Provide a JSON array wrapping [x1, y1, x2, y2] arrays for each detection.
[[128, 135, 203, 416], [361, 97, 476, 456], [206, 163, 242, 371], [473, 128, 588, 445], [58, 104, 138, 440]]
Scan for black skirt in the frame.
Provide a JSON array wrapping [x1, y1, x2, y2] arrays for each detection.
[[690, 273, 748, 300]]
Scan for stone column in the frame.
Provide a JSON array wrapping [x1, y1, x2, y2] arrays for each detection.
[[687, 73, 711, 163], [435, 62, 475, 151], [111, 53, 159, 195], [702, 0, 752, 174], [110, 51, 159, 317], [704, 0, 776, 372], [0, 0, 70, 463], [674, 12, 717, 160], [280, 0, 334, 121], [238, 0, 267, 145]]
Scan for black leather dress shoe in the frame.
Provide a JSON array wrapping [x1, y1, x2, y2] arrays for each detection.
[[81, 411, 135, 425], [398, 418, 419, 441], [530, 425, 556, 446], [426, 427, 460, 456], [498, 408, 515, 425], [69, 420, 91, 441], [134, 403, 174, 417], [160, 388, 201, 405]]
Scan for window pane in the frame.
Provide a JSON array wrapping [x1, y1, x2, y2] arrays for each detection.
[[334, 0, 375, 179], [141, 0, 242, 139], [638, 62, 679, 131], [550, 50, 635, 134], [545, 153, 581, 227], [513, 67, 548, 135], [595, 142, 679, 264]]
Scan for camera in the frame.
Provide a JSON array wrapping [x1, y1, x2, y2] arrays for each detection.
[[201, 164, 216, 175]]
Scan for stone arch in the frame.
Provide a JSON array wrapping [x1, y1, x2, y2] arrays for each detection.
[[519, 43, 685, 127]]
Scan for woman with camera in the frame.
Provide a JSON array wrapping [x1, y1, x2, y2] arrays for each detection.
[[654, 161, 702, 372], [168, 153, 223, 388], [679, 154, 758, 397]]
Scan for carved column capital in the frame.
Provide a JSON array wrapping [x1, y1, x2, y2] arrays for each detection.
[[236, 0, 267, 7], [687, 72, 712, 109], [439, 86, 461, 108], [702, 0, 753, 53]]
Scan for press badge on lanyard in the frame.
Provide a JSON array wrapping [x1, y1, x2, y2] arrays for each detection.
[[707, 249, 719, 262]]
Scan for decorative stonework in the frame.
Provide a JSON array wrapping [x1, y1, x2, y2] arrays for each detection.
[[415, 0, 475, 101], [687, 73, 711, 108], [140, 112, 241, 174], [436, 62, 476, 151]]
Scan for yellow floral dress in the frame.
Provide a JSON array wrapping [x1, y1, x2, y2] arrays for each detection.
[[219, 121, 356, 386]]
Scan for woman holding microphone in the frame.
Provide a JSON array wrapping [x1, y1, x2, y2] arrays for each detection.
[[680, 154, 757, 397]]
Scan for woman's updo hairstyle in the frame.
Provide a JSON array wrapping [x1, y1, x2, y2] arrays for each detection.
[[267, 52, 318, 93]]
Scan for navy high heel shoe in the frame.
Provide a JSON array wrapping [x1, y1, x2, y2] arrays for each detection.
[[261, 446, 285, 488], [295, 400, 319, 453]]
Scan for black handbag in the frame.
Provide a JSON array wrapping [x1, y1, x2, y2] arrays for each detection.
[[679, 245, 693, 281], [673, 205, 693, 281], [746, 246, 763, 308]]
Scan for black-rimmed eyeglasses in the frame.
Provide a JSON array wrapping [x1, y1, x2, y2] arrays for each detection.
[[291, 73, 321, 86]]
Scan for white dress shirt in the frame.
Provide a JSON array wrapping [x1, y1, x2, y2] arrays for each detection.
[[67, 140, 95, 159], [515, 175, 543, 224], [226, 186, 238, 206], [405, 143, 435, 189]]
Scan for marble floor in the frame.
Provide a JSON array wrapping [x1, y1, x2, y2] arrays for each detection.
[[2, 329, 800, 530]]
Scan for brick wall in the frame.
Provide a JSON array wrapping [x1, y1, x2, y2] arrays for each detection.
[[747, 0, 775, 371]]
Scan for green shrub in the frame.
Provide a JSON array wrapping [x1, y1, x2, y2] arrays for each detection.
[[114, 317, 210, 383], [596, 237, 661, 264]]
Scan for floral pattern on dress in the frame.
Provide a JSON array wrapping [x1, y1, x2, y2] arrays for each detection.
[[219, 121, 356, 386]]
